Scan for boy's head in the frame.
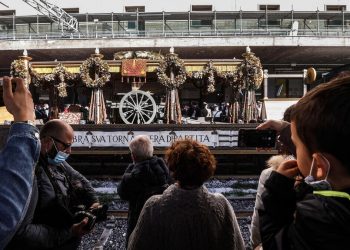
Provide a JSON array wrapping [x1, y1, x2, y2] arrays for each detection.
[[290, 75, 350, 179]]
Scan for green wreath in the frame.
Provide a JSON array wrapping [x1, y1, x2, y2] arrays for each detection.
[[157, 53, 186, 89], [80, 56, 110, 88]]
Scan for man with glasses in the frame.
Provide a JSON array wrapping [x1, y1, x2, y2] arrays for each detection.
[[7, 119, 100, 250]]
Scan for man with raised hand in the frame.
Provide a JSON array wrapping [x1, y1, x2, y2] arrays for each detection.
[[0, 76, 40, 248]]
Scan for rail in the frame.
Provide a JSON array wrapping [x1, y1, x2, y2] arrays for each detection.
[[107, 208, 252, 219], [1, 28, 350, 40]]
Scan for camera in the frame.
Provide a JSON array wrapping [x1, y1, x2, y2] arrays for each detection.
[[73, 210, 96, 230], [238, 129, 277, 148], [73, 204, 108, 230]]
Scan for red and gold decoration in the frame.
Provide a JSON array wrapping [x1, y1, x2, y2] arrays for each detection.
[[80, 48, 110, 124], [156, 47, 186, 124], [121, 59, 147, 84]]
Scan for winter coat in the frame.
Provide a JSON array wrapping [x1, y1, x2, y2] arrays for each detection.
[[260, 171, 350, 250], [118, 156, 169, 245], [6, 157, 99, 250], [128, 184, 245, 250], [250, 155, 288, 249]]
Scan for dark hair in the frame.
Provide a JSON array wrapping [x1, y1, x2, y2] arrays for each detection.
[[283, 104, 295, 122], [165, 139, 216, 187], [290, 75, 350, 171]]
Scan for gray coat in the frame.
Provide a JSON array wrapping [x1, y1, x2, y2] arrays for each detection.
[[128, 184, 245, 250]]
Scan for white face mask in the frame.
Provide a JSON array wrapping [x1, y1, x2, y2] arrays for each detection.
[[304, 155, 332, 190]]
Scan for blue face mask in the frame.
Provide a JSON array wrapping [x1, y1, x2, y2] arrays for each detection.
[[47, 139, 70, 166], [304, 156, 332, 190], [48, 151, 69, 166]]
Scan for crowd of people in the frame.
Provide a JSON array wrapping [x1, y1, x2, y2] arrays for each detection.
[[0, 74, 349, 250], [181, 101, 232, 122]]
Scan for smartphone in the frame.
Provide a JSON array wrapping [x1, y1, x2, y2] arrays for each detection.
[[238, 129, 277, 148]]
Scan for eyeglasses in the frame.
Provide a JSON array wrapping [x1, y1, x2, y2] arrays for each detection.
[[50, 136, 72, 150]]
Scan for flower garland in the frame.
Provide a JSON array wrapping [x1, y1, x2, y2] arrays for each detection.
[[221, 71, 243, 91], [10, 59, 29, 78], [30, 63, 77, 96], [157, 53, 186, 89], [80, 56, 110, 88], [187, 61, 218, 93], [203, 61, 217, 93], [51, 63, 75, 97]]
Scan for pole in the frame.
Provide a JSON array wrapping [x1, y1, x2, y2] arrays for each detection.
[[86, 13, 89, 37], [170, 70, 175, 122], [263, 69, 268, 99], [36, 14, 39, 36], [111, 12, 114, 38], [188, 11, 191, 33], [303, 69, 307, 96], [162, 11, 165, 35], [12, 13, 15, 39]]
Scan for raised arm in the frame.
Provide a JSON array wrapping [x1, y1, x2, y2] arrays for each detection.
[[0, 77, 40, 247]]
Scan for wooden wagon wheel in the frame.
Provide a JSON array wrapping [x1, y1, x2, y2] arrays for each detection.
[[119, 90, 157, 124]]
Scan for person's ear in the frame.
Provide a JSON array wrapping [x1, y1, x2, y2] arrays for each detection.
[[41, 137, 52, 152], [313, 153, 330, 179]]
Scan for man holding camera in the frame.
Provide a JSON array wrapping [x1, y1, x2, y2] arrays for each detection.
[[7, 119, 100, 250]]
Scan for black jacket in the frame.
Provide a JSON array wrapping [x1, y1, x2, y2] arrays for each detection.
[[7, 157, 99, 250], [260, 171, 350, 250], [118, 156, 170, 245]]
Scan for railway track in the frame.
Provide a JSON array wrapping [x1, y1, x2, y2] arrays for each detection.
[[107, 209, 253, 219], [107, 197, 255, 219]]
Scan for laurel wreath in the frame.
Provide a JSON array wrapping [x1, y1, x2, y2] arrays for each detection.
[[156, 53, 186, 89], [80, 56, 110, 88]]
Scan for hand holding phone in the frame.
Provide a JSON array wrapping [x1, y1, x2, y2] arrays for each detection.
[[238, 129, 277, 148], [2, 76, 35, 122]]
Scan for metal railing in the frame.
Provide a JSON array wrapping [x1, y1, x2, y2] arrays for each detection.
[[1, 28, 350, 40]]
